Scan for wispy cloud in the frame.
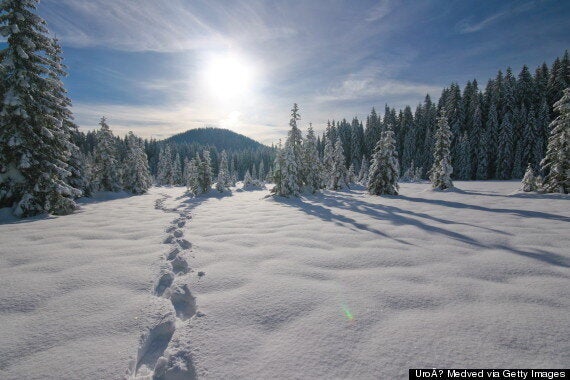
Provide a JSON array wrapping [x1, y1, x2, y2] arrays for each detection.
[[41, 0, 297, 52], [365, 0, 392, 22], [456, 1, 536, 34]]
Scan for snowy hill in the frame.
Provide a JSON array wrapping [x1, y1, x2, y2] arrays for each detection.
[[165, 127, 269, 152], [0, 181, 568, 379]]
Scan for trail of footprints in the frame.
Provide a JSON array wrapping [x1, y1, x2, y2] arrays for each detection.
[[128, 194, 201, 379]]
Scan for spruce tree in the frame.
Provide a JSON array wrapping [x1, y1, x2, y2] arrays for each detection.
[[270, 140, 285, 196], [303, 123, 321, 192], [281, 103, 303, 196], [429, 115, 454, 190], [358, 155, 369, 185], [199, 150, 212, 194], [540, 88, 569, 194], [367, 130, 399, 195], [457, 132, 471, 180], [497, 113, 514, 179], [328, 139, 348, 190], [92, 118, 122, 192], [215, 150, 230, 192], [0, 0, 82, 216], [157, 145, 173, 185], [184, 156, 200, 195], [243, 169, 253, 188], [122, 132, 152, 194], [172, 152, 182, 185], [520, 164, 537, 192]]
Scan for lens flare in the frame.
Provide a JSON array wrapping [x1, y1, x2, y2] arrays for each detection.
[[341, 303, 354, 321]]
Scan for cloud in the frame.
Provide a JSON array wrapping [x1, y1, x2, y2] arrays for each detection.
[[365, 0, 392, 22], [314, 66, 441, 104], [456, 2, 536, 34], [40, 0, 297, 52]]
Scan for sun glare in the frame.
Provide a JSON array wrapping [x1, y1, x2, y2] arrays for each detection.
[[202, 53, 255, 101]]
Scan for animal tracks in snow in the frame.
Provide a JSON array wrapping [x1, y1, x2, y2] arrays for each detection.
[[127, 193, 201, 379]]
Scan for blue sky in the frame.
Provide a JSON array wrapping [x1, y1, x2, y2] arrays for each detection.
[[31, 0, 570, 144]]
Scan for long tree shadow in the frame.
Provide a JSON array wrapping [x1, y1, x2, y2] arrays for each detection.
[[276, 196, 413, 245], [276, 192, 570, 268], [398, 195, 570, 223], [324, 192, 512, 236], [277, 194, 488, 248]]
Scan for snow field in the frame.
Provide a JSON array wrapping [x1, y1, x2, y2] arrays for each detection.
[[0, 181, 568, 379], [0, 189, 180, 380], [183, 181, 569, 379]]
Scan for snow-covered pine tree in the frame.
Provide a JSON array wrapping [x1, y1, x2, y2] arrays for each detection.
[[358, 155, 369, 185], [215, 150, 230, 192], [157, 145, 173, 185], [328, 139, 348, 190], [172, 152, 182, 185], [0, 1, 82, 216], [243, 169, 253, 187], [540, 88, 569, 194], [322, 135, 334, 186], [92, 117, 122, 192], [367, 129, 399, 195], [199, 150, 212, 194], [251, 164, 258, 181], [429, 114, 454, 190], [270, 140, 285, 195], [122, 131, 152, 194], [303, 123, 321, 192], [520, 164, 537, 192], [184, 155, 200, 196], [281, 103, 304, 196], [347, 163, 356, 184]]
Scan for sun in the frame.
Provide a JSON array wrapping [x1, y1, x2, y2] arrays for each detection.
[[202, 52, 255, 101]]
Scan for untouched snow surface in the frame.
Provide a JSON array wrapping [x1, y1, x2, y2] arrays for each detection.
[[1, 181, 569, 379]]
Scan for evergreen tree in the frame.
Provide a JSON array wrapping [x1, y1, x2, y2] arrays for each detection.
[[281, 104, 303, 196], [457, 132, 471, 180], [328, 139, 348, 190], [172, 152, 182, 185], [157, 145, 173, 185], [271, 141, 286, 195], [367, 130, 399, 195], [358, 155, 369, 185], [429, 115, 454, 190], [540, 88, 569, 194], [215, 150, 230, 192], [497, 113, 514, 179], [243, 169, 253, 187], [258, 161, 265, 182], [303, 124, 321, 192], [122, 132, 152, 194], [350, 119, 364, 171], [198, 150, 213, 194], [347, 163, 356, 184], [184, 156, 200, 195], [520, 164, 537, 192], [93, 118, 121, 192], [476, 126, 489, 180], [486, 102, 500, 177], [0, 0, 82, 216]]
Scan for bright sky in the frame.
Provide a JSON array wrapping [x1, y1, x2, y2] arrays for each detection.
[[32, 0, 570, 144]]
